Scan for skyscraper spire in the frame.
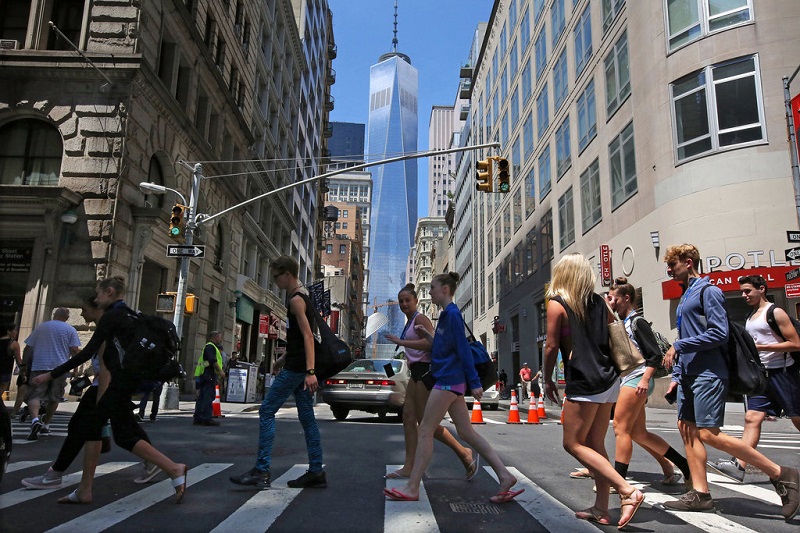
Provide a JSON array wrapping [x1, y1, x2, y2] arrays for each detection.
[[392, 0, 398, 52]]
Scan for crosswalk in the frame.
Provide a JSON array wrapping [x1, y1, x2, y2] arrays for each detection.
[[652, 425, 800, 454], [2, 459, 794, 532], [11, 412, 71, 443]]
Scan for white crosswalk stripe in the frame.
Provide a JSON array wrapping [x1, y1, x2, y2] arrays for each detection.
[[384, 464, 438, 533]]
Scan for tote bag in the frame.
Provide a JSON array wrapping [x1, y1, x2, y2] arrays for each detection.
[[608, 320, 644, 377]]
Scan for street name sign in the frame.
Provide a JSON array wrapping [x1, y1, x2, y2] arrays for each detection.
[[786, 247, 800, 261], [788, 231, 800, 243], [787, 267, 800, 282], [166, 245, 205, 258], [786, 282, 800, 299]]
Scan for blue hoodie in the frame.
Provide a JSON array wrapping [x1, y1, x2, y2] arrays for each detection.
[[430, 303, 481, 390], [672, 277, 729, 380]]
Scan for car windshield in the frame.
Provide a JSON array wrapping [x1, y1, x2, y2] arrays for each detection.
[[343, 359, 402, 373]]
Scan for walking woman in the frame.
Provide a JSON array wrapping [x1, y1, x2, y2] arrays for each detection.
[[543, 254, 644, 528], [386, 283, 477, 480], [607, 277, 692, 488], [384, 272, 521, 503]]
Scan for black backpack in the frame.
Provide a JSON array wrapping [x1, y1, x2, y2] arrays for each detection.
[[698, 285, 767, 396], [296, 294, 353, 379], [116, 310, 182, 382], [763, 304, 800, 367]]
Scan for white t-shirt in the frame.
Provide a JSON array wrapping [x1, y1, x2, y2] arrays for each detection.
[[25, 320, 80, 371], [745, 307, 787, 369]]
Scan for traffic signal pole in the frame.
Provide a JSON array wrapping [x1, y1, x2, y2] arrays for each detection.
[[173, 162, 203, 338]]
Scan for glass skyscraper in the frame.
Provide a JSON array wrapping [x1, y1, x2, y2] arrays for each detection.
[[366, 48, 418, 352]]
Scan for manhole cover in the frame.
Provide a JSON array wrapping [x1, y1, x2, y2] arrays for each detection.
[[450, 502, 502, 514]]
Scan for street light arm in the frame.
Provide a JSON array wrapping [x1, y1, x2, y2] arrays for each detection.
[[139, 182, 187, 205], [196, 142, 501, 227]]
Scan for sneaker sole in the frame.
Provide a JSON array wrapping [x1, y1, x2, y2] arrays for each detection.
[[134, 468, 162, 484], [705, 463, 744, 483], [21, 480, 61, 489], [229, 479, 271, 490]]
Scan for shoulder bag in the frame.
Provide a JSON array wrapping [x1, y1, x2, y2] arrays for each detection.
[[459, 310, 497, 391], [608, 319, 644, 377]]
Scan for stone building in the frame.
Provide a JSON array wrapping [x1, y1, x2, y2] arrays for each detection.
[[412, 216, 448, 321], [0, 0, 335, 388]]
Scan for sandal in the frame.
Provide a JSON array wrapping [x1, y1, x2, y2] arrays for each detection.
[[58, 489, 91, 505], [575, 506, 611, 525], [172, 465, 188, 504], [617, 488, 644, 530], [465, 454, 480, 481], [661, 472, 683, 486], [384, 471, 409, 479], [570, 467, 593, 479]]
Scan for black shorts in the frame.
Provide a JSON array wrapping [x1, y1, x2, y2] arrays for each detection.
[[409, 362, 435, 391]]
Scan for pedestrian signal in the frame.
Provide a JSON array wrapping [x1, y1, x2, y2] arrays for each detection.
[[476, 158, 493, 193], [497, 158, 510, 193], [169, 204, 186, 239]]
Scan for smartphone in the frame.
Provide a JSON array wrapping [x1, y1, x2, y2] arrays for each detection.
[[383, 363, 395, 378], [664, 387, 677, 405]]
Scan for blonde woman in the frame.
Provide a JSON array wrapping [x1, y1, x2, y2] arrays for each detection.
[[543, 254, 644, 528], [386, 283, 477, 480]]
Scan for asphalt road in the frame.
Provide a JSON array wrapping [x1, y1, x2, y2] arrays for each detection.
[[2, 399, 798, 532]]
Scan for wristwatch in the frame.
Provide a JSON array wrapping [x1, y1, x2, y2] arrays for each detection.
[[306, 368, 316, 375]]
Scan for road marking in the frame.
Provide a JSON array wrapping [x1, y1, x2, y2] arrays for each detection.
[[0, 462, 137, 510], [485, 467, 597, 532], [47, 463, 232, 532], [384, 464, 439, 533], [642, 488, 761, 532], [210, 464, 307, 533], [4, 460, 49, 473], [707, 473, 781, 505]]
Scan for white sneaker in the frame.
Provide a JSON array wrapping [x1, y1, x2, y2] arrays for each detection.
[[133, 462, 162, 484], [22, 468, 62, 489]]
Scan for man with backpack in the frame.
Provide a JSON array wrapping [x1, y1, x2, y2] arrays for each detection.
[[708, 274, 800, 482], [662, 244, 798, 520]]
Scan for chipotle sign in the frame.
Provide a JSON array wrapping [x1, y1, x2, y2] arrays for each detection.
[[600, 245, 612, 287]]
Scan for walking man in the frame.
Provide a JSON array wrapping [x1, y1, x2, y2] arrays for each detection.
[[708, 274, 800, 482], [24, 308, 81, 440], [230, 256, 326, 490], [662, 244, 799, 519], [519, 362, 532, 402], [193, 331, 224, 426]]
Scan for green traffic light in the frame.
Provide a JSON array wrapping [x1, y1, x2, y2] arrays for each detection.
[[498, 182, 510, 193], [170, 227, 181, 236]]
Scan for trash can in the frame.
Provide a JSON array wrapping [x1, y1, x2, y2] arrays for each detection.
[[160, 382, 180, 410]]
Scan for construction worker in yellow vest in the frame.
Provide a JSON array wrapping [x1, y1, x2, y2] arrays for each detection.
[[193, 331, 225, 426]]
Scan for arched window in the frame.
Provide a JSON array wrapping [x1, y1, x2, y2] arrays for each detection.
[[144, 156, 165, 208], [0, 119, 63, 185]]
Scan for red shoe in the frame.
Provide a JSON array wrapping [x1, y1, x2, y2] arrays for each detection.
[[490, 488, 524, 503], [383, 487, 418, 501]]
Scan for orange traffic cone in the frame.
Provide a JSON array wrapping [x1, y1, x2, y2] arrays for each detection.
[[527, 402, 541, 424], [212, 384, 222, 417], [507, 390, 522, 424], [557, 404, 565, 425], [537, 393, 547, 419], [471, 400, 486, 424]]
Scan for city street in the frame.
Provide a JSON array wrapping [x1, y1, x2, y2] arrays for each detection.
[[2, 398, 798, 532]]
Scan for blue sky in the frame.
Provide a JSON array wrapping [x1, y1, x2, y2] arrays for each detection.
[[328, 0, 493, 217]]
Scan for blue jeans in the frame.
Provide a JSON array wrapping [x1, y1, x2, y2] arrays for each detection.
[[256, 369, 323, 474], [194, 377, 216, 422]]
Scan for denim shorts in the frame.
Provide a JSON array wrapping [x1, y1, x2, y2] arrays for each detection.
[[621, 365, 655, 397], [677, 375, 727, 428], [746, 364, 800, 417]]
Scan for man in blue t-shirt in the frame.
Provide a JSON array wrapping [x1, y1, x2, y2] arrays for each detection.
[[662, 244, 798, 520]]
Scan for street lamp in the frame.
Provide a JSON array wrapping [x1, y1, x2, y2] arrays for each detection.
[[139, 182, 187, 206]]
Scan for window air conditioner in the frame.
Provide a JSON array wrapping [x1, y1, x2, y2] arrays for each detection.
[[0, 39, 20, 50]]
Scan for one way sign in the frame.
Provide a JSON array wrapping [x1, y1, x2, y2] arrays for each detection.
[[166, 245, 205, 258]]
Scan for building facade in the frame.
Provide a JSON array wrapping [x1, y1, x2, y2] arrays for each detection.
[[427, 105, 456, 217], [328, 121, 365, 166], [412, 217, 448, 321], [466, 0, 800, 381]]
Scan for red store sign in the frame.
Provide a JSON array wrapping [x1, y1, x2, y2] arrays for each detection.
[[600, 245, 612, 287], [661, 266, 797, 299]]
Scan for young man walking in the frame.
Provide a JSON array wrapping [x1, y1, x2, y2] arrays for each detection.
[[662, 244, 798, 520], [230, 256, 325, 490], [708, 274, 800, 482]]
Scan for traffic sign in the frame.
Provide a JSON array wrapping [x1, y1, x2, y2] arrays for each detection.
[[166, 245, 205, 258], [786, 247, 800, 261], [786, 282, 800, 299], [787, 268, 800, 282], [788, 231, 800, 243]]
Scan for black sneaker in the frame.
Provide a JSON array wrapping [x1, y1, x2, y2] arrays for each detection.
[[27, 420, 43, 441], [287, 470, 327, 488], [772, 466, 800, 521], [230, 468, 271, 490], [663, 489, 715, 512]]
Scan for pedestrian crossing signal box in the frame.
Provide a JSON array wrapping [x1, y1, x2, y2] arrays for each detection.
[[156, 292, 197, 315]]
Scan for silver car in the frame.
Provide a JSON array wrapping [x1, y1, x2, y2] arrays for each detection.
[[465, 384, 500, 410], [322, 359, 409, 421]]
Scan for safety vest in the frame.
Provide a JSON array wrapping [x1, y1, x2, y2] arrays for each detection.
[[194, 342, 223, 377]]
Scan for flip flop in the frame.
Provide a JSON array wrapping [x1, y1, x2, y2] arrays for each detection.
[[384, 471, 409, 479], [490, 488, 524, 503], [383, 487, 419, 501], [172, 465, 188, 503], [465, 454, 480, 481], [617, 488, 644, 529], [575, 506, 611, 525], [570, 468, 593, 479], [57, 489, 91, 505]]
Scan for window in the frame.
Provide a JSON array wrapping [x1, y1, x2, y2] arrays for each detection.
[[509, 0, 517, 28], [666, 0, 752, 51], [513, 188, 522, 233], [510, 39, 518, 78], [558, 186, 575, 250], [609, 121, 637, 208], [514, 242, 525, 285], [145, 156, 166, 209], [520, 7, 531, 46], [488, 274, 494, 307], [488, 228, 494, 260], [326, 244, 333, 254], [503, 204, 511, 245], [577, 80, 597, 151], [523, 112, 534, 157], [535, 29, 547, 80], [339, 244, 346, 254], [551, 0, 565, 46], [343, 210, 348, 217], [522, 59, 532, 104], [540, 209, 554, 264], [0, 119, 63, 185], [536, 83, 549, 139], [580, 158, 602, 232], [495, 219, 502, 259], [510, 88, 520, 126], [47, 0, 85, 50], [602, 0, 625, 34], [604, 31, 630, 116], [502, 112, 510, 146], [534, 0, 546, 24], [538, 146, 552, 199], [512, 136, 521, 176], [555, 117, 571, 178], [500, 25, 507, 57], [553, 48, 568, 109], [525, 166, 536, 217], [671, 55, 765, 162], [501, 69, 508, 101], [526, 228, 538, 276], [342, 222, 348, 229], [574, 5, 592, 77]]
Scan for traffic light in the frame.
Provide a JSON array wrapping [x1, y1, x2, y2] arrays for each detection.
[[497, 157, 510, 193], [476, 158, 493, 192], [169, 204, 186, 239]]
